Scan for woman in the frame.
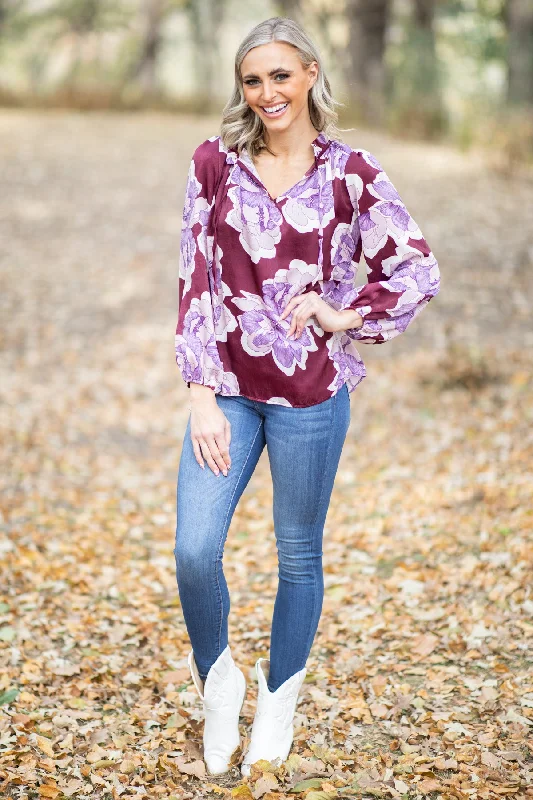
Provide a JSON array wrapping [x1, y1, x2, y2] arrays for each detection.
[[174, 16, 440, 778]]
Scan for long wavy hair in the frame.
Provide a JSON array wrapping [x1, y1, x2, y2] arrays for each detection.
[[220, 16, 354, 158]]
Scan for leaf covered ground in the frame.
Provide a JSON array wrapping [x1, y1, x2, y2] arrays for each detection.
[[0, 111, 532, 799]]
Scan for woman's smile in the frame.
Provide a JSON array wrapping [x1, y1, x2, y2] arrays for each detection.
[[260, 102, 289, 117]]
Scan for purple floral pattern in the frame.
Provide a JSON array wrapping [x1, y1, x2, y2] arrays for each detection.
[[175, 133, 440, 407], [178, 159, 213, 299], [225, 165, 284, 263], [232, 260, 323, 377]]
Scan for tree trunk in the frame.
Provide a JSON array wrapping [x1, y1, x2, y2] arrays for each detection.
[[383, 0, 446, 138], [188, 0, 226, 110], [344, 0, 391, 125], [410, 0, 443, 133], [505, 0, 533, 105], [413, 0, 434, 30], [412, 0, 440, 94], [128, 0, 164, 97]]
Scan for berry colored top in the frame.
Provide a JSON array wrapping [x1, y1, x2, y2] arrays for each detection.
[[175, 131, 440, 407]]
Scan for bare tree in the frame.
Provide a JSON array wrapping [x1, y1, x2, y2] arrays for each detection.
[[344, 0, 392, 124], [505, 0, 533, 105], [413, 0, 435, 28], [186, 0, 227, 110], [0, 0, 18, 45], [127, 0, 172, 98], [9, 0, 130, 89], [407, 0, 444, 136]]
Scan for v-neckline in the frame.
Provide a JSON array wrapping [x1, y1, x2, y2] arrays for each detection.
[[239, 132, 326, 204], [250, 157, 316, 203]]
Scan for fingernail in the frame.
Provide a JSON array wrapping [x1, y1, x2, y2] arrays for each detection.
[[215, 469, 219, 476], [223, 471, 227, 477]]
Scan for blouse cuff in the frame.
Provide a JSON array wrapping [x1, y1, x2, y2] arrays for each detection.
[[185, 372, 222, 392], [346, 305, 372, 337]]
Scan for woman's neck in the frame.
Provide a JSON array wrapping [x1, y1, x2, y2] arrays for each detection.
[[261, 124, 320, 160]]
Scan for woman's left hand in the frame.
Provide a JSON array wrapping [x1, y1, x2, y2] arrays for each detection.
[[280, 291, 358, 338]]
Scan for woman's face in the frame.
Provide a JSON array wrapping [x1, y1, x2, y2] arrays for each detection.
[[240, 41, 318, 133]]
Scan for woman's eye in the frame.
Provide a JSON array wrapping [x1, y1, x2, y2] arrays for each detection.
[[244, 74, 289, 86]]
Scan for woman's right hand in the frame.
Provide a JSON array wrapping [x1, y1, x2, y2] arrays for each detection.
[[189, 384, 231, 476]]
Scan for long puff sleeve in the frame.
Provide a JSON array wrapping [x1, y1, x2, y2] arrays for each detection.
[[343, 148, 440, 343], [175, 140, 225, 390]]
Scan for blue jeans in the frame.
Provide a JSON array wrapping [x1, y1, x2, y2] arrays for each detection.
[[174, 383, 351, 692]]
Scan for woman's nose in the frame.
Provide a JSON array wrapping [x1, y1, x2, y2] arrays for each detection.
[[261, 82, 279, 102]]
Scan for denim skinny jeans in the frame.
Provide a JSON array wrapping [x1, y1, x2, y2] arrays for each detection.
[[174, 382, 351, 693]]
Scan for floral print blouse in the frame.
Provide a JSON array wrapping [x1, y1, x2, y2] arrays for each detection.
[[175, 131, 440, 407]]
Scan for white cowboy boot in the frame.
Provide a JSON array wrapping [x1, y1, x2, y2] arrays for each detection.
[[187, 644, 247, 776], [241, 657, 307, 777]]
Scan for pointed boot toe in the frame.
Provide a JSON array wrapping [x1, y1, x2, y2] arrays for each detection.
[[241, 657, 307, 777], [205, 752, 233, 776], [187, 644, 247, 776]]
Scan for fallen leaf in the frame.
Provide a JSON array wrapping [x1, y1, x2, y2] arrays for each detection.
[[34, 735, 55, 758]]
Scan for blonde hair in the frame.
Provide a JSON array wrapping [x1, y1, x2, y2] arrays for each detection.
[[220, 16, 354, 158]]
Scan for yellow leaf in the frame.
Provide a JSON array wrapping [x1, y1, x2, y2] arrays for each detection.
[[230, 786, 254, 799], [18, 692, 36, 704], [34, 735, 55, 758], [417, 778, 442, 792], [39, 787, 60, 799], [86, 748, 107, 764]]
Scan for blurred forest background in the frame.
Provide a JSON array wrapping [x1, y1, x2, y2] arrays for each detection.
[[1, 2, 533, 798], [1, 0, 533, 165]]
